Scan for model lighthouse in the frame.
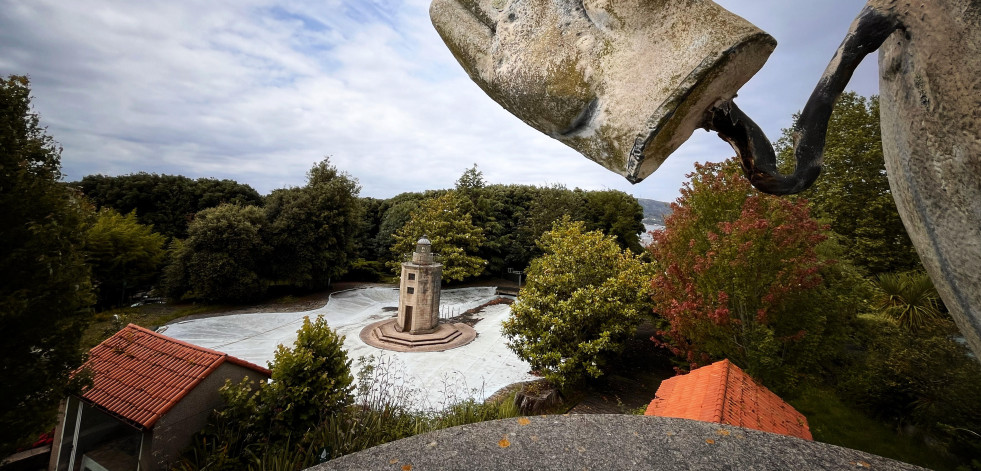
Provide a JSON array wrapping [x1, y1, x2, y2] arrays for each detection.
[[397, 236, 443, 333]]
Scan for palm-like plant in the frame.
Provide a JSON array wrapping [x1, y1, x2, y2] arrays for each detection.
[[876, 271, 943, 333]]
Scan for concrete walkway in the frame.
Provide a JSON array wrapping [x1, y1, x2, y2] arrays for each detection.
[[160, 287, 537, 409]]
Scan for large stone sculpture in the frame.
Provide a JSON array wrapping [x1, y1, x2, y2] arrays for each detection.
[[429, 0, 776, 182], [431, 0, 981, 359]]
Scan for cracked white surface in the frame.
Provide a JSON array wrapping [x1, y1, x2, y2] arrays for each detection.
[[159, 287, 536, 408]]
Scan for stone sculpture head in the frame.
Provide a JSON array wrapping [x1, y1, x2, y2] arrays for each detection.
[[430, 0, 775, 182]]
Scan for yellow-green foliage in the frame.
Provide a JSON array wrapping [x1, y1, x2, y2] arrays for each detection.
[[502, 217, 654, 388], [389, 191, 486, 282], [85, 208, 166, 308]]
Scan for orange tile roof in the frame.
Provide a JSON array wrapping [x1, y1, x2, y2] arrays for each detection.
[[645, 359, 812, 440], [78, 324, 270, 429]]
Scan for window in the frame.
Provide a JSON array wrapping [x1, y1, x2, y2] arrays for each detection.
[[408, 273, 416, 280], [407, 287, 414, 294]]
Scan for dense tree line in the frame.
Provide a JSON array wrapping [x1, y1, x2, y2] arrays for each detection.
[[74, 163, 645, 303], [76, 173, 263, 239], [163, 159, 363, 302], [349, 169, 645, 282]]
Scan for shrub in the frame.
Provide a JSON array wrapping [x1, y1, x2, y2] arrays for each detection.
[[876, 271, 943, 333], [186, 316, 353, 470], [502, 217, 654, 388]]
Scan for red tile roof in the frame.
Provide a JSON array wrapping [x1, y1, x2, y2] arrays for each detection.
[[78, 324, 270, 429], [645, 359, 812, 440]]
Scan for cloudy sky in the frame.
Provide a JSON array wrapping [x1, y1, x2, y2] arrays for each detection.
[[0, 0, 878, 202]]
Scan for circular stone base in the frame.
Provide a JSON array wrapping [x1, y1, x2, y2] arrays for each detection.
[[359, 318, 477, 353]]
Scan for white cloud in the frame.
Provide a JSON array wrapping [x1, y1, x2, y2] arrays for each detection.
[[0, 0, 880, 202]]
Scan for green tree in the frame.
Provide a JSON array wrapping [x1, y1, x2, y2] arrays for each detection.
[[776, 92, 919, 275], [455, 165, 508, 274], [502, 217, 654, 388], [264, 158, 362, 290], [650, 159, 865, 391], [354, 196, 387, 261], [161, 238, 192, 301], [373, 193, 429, 264], [260, 316, 354, 437], [171, 203, 268, 302], [84, 208, 167, 308], [454, 163, 486, 200], [582, 189, 645, 253], [389, 191, 486, 282], [212, 316, 354, 463], [511, 184, 586, 268], [0, 76, 95, 454], [484, 184, 538, 271]]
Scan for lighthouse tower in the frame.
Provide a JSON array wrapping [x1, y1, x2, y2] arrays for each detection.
[[360, 235, 474, 352], [397, 236, 442, 334]]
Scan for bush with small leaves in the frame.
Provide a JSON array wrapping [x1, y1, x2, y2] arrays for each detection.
[[503, 217, 654, 388]]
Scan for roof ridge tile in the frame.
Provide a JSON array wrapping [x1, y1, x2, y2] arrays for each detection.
[[645, 359, 812, 441]]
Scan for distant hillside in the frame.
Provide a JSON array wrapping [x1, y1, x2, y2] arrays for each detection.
[[637, 198, 672, 225]]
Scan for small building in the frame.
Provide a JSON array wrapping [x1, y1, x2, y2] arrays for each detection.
[[397, 236, 442, 334], [645, 359, 812, 441], [50, 324, 270, 471]]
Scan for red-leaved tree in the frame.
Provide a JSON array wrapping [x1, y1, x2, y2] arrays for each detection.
[[650, 159, 859, 391]]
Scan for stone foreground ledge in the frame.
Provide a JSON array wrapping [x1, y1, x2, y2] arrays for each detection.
[[310, 415, 922, 470]]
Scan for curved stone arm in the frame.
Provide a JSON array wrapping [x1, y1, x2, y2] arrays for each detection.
[[707, 5, 901, 195]]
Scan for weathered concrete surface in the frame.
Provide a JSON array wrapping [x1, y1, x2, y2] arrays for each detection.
[[310, 415, 923, 470], [430, 0, 775, 182], [874, 0, 981, 358]]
